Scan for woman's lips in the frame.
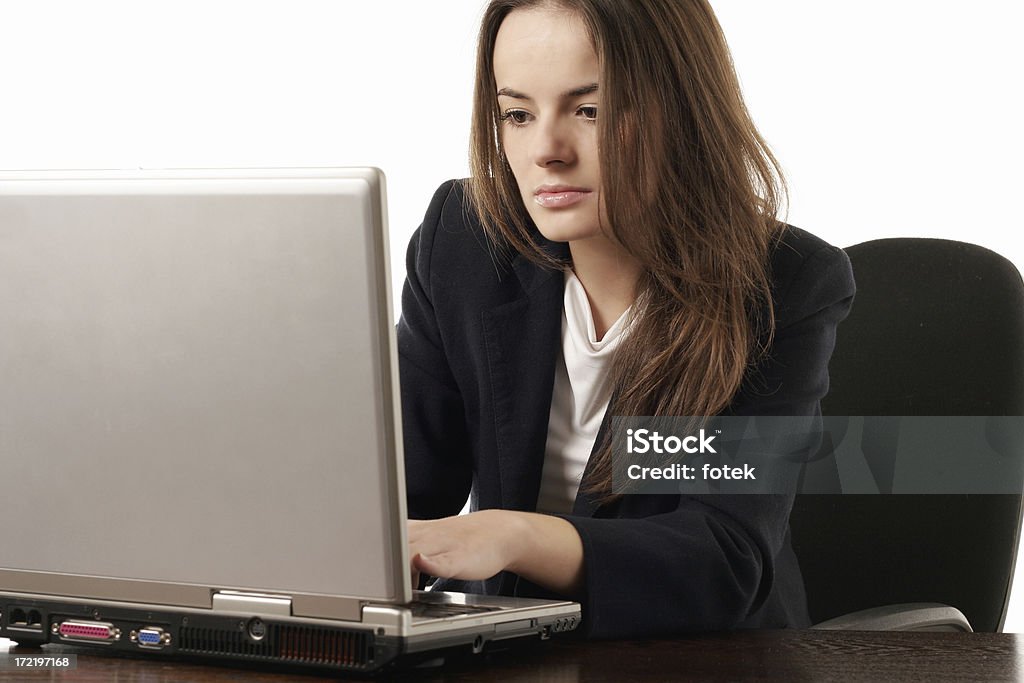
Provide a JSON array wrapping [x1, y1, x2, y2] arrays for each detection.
[[534, 190, 591, 208]]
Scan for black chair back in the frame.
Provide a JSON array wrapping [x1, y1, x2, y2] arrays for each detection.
[[790, 238, 1024, 632]]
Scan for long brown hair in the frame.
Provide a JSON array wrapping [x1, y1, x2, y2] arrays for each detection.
[[468, 0, 787, 501]]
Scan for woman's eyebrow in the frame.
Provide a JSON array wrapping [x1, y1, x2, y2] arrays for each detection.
[[496, 83, 599, 100]]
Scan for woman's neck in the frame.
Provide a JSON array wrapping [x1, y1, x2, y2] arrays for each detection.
[[568, 235, 643, 341]]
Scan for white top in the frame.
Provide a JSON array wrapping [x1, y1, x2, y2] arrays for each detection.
[[535, 271, 633, 514]]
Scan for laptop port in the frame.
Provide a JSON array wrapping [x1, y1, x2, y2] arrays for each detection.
[[131, 626, 171, 649], [247, 618, 266, 641], [54, 620, 121, 643], [6, 607, 44, 631]]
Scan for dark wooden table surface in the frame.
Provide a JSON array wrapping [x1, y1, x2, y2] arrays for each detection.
[[2, 630, 1020, 681]]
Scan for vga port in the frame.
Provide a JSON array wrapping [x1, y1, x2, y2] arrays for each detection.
[[131, 626, 171, 648]]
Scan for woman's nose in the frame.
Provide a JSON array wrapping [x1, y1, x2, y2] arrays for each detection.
[[531, 119, 576, 167]]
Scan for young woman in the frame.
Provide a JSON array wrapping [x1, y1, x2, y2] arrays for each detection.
[[399, 0, 855, 639]]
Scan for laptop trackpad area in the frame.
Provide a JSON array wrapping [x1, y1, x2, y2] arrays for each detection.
[[409, 590, 499, 621], [410, 602, 501, 619], [408, 590, 572, 623]]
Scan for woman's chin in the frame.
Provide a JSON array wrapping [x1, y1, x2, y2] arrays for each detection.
[[534, 223, 601, 245]]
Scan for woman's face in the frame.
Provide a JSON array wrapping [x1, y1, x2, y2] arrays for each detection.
[[493, 7, 603, 244]]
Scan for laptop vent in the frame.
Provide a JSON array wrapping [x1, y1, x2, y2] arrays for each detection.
[[278, 625, 371, 667], [179, 626, 274, 658], [178, 623, 372, 669]]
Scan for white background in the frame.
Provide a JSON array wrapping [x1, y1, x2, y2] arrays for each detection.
[[1, 1, 1022, 631]]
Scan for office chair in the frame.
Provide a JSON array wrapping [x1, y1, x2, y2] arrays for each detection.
[[788, 238, 1024, 632]]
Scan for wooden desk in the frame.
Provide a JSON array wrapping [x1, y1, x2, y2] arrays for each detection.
[[2, 630, 1020, 681]]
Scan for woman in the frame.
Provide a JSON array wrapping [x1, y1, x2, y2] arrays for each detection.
[[399, 0, 855, 639]]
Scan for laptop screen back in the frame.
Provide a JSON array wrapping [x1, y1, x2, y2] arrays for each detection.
[[0, 169, 409, 608]]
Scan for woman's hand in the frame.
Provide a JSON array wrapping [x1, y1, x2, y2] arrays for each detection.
[[407, 510, 524, 588], [407, 510, 584, 597]]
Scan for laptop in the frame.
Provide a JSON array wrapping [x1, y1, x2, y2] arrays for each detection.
[[0, 168, 581, 674]]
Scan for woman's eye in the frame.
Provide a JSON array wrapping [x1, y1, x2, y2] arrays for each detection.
[[578, 106, 598, 121], [500, 109, 531, 126]]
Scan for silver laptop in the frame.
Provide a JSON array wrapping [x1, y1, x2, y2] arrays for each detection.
[[0, 168, 580, 674]]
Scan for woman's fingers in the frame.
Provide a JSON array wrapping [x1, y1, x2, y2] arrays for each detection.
[[406, 511, 519, 582], [413, 551, 454, 578], [410, 564, 420, 592]]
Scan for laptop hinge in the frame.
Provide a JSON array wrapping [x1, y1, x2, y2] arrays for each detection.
[[212, 590, 292, 616]]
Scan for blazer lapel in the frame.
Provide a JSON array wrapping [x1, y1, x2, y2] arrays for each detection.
[[481, 252, 564, 512]]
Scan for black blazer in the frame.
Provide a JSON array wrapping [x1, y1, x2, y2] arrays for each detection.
[[397, 180, 856, 639]]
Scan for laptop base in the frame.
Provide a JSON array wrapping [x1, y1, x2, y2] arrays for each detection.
[[1, 591, 575, 675]]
